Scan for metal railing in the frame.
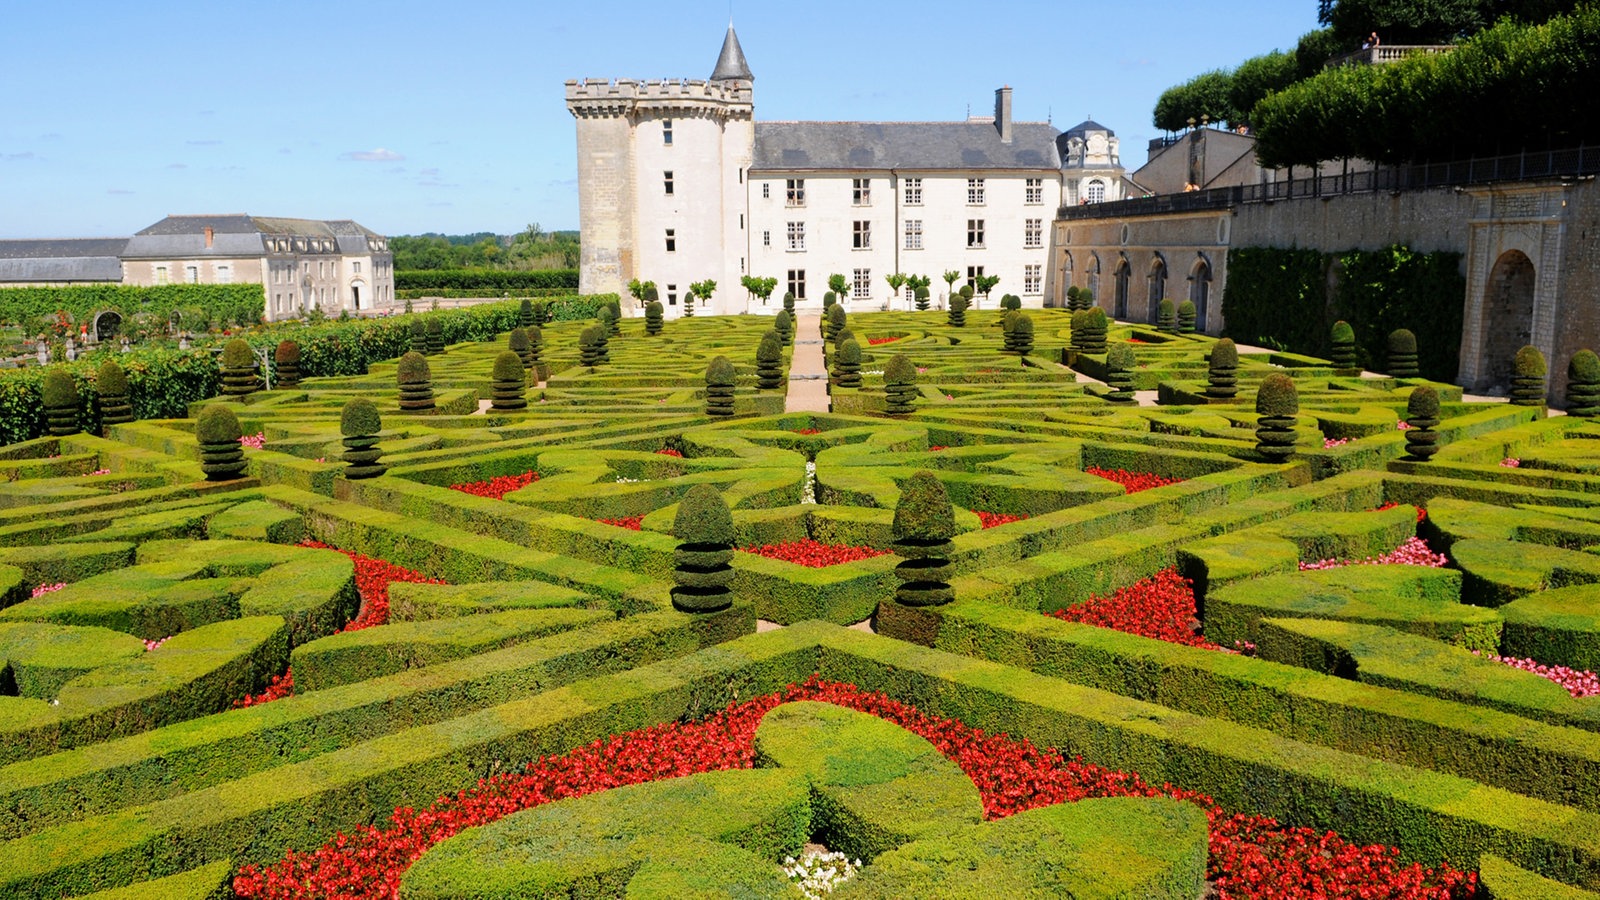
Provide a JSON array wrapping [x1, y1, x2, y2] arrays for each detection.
[[1058, 145, 1598, 221]]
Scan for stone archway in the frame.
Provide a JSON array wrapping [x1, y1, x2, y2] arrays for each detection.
[[1478, 250, 1536, 392], [1146, 255, 1167, 323], [1086, 253, 1101, 307], [91, 310, 122, 342], [1113, 257, 1131, 320], [1188, 256, 1212, 333]]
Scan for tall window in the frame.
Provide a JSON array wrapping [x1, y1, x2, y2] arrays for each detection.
[[216, 264, 232, 284], [762, 183, 770, 199], [853, 268, 871, 300], [786, 178, 806, 207], [1025, 264, 1042, 294], [967, 178, 986, 204], [852, 178, 871, 206], [1024, 219, 1043, 248], [662, 119, 673, 145], [763, 230, 771, 247], [966, 266, 985, 289], [665, 229, 676, 253], [967, 219, 986, 249], [852, 221, 871, 250], [903, 178, 922, 205], [352, 262, 361, 275], [664, 171, 674, 195], [667, 284, 678, 305], [185, 265, 199, 284], [1087, 179, 1106, 203], [1025, 178, 1043, 204], [155, 265, 168, 285], [904, 219, 923, 250], [786, 221, 805, 251], [787, 269, 806, 300]]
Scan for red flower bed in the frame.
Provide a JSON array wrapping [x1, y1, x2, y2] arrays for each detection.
[[1374, 501, 1428, 523], [233, 670, 295, 709], [974, 510, 1028, 529], [599, 515, 644, 531], [1127, 337, 1149, 344], [234, 677, 1474, 900], [929, 445, 949, 452], [1085, 466, 1182, 494], [793, 428, 821, 436], [655, 448, 684, 458], [1048, 568, 1216, 649], [741, 539, 889, 567], [299, 542, 446, 634], [867, 336, 900, 346], [449, 471, 539, 501]]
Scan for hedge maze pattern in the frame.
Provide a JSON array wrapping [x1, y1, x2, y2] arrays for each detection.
[[2, 305, 1599, 898]]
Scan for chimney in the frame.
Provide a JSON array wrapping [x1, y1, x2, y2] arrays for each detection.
[[203, 226, 214, 249], [995, 86, 1013, 144]]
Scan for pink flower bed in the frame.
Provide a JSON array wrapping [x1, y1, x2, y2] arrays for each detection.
[[1299, 537, 1448, 571], [1475, 652, 1600, 698]]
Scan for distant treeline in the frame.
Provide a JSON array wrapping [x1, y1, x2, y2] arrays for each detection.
[[394, 269, 579, 293], [392, 225, 580, 271]]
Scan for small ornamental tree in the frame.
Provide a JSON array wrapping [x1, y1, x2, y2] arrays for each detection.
[[1079, 308, 1109, 354], [397, 351, 435, 414], [885, 273, 908, 309], [825, 303, 847, 343], [756, 331, 784, 390], [833, 338, 863, 389], [1001, 309, 1019, 338], [642, 285, 660, 310], [689, 279, 717, 318], [947, 293, 969, 328], [1005, 314, 1035, 356], [1255, 373, 1300, 462], [1065, 286, 1082, 311], [1000, 293, 1022, 312], [518, 298, 536, 328], [1105, 343, 1137, 403], [1404, 386, 1441, 461], [705, 356, 736, 417], [579, 325, 605, 368], [915, 285, 931, 311], [645, 300, 664, 336], [1330, 320, 1359, 376], [626, 278, 653, 309], [409, 318, 426, 352], [196, 404, 245, 481], [1206, 338, 1240, 399], [974, 275, 1001, 307], [1157, 299, 1177, 334], [884, 353, 918, 416], [670, 483, 735, 613], [1177, 300, 1197, 334], [833, 329, 856, 361], [942, 270, 961, 301], [490, 351, 528, 411], [828, 274, 850, 307], [273, 341, 301, 389], [1387, 329, 1419, 378], [340, 398, 386, 480], [1567, 349, 1600, 417], [782, 292, 796, 314], [1511, 345, 1547, 406], [1076, 287, 1096, 312], [598, 307, 617, 345], [425, 318, 445, 355], [42, 369, 80, 436], [773, 309, 795, 343], [220, 339, 261, 397], [740, 275, 778, 307], [509, 327, 534, 370], [96, 361, 133, 428], [891, 470, 956, 607]]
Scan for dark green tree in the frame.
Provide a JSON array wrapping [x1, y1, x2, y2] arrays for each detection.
[[1387, 329, 1420, 378], [915, 286, 931, 311], [783, 292, 796, 314], [645, 300, 664, 336], [999, 293, 1022, 312], [705, 356, 737, 417], [96, 362, 133, 429], [1105, 343, 1137, 403], [220, 339, 261, 397], [884, 353, 918, 416], [1511, 345, 1547, 406], [825, 303, 847, 343], [518, 298, 537, 329], [409, 318, 426, 352], [1004, 314, 1035, 355], [773, 310, 795, 344], [833, 338, 863, 389], [1567, 349, 1600, 416], [670, 484, 735, 613], [425, 318, 445, 355], [947, 293, 969, 327], [196, 404, 245, 481], [42, 369, 80, 437], [1330, 320, 1360, 376], [1255, 373, 1300, 461], [1177, 300, 1197, 334], [509, 327, 534, 369], [891, 471, 956, 607], [1157, 299, 1178, 334], [1079, 308, 1109, 354], [273, 341, 301, 389], [1207, 339, 1240, 399], [1153, 69, 1238, 131], [579, 325, 606, 368], [756, 331, 784, 390], [491, 351, 528, 411], [1404, 385, 1442, 460], [340, 398, 386, 479], [1228, 50, 1299, 127], [398, 351, 435, 414]]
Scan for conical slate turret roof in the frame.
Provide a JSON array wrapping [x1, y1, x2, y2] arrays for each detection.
[[710, 23, 753, 81]]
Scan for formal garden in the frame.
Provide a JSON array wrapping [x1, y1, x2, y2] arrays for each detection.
[[2, 293, 1599, 899]]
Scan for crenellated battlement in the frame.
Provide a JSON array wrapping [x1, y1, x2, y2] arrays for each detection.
[[565, 77, 752, 119]]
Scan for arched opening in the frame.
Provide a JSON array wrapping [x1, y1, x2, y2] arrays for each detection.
[[1057, 251, 1074, 307], [1479, 249, 1536, 392], [1113, 256, 1131, 320], [91, 310, 122, 342], [1086, 179, 1106, 204], [1146, 255, 1167, 323], [1086, 253, 1101, 306], [1188, 255, 1212, 333]]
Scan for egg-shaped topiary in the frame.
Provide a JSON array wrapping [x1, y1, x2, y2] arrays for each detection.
[[518, 298, 536, 328], [1156, 299, 1177, 334], [339, 398, 386, 479], [579, 325, 606, 368], [397, 351, 435, 413], [773, 309, 795, 343], [96, 361, 133, 428], [491, 351, 528, 411], [1000, 294, 1022, 312], [833, 338, 863, 389], [42, 369, 81, 436], [915, 286, 931, 311], [823, 291, 837, 309], [1387, 329, 1419, 379], [273, 340, 302, 389], [220, 339, 261, 397], [755, 331, 784, 391], [645, 300, 664, 336], [670, 483, 735, 613], [1079, 308, 1108, 354], [825, 303, 847, 342], [1254, 373, 1300, 461], [1404, 385, 1441, 461], [891, 470, 956, 607], [947, 293, 969, 327], [1566, 349, 1600, 417], [782, 292, 796, 314], [508, 327, 533, 369], [883, 353, 918, 417], [1329, 320, 1359, 376], [195, 404, 245, 481], [705, 355, 737, 417], [409, 318, 426, 352], [1510, 345, 1547, 406], [1206, 338, 1239, 400], [424, 318, 445, 355], [1177, 300, 1197, 334], [1105, 342, 1137, 403], [1004, 314, 1034, 356]]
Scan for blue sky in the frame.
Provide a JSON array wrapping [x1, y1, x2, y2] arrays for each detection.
[[0, 1, 1319, 239]]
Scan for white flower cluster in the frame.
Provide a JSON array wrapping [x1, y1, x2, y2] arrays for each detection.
[[782, 850, 861, 898], [802, 461, 818, 505], [614, 476, 643, 484]]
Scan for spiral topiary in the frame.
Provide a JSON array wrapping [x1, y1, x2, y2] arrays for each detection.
[[273, 341, 301, 389], [833, 338, 863, 389], [220, 339, 261, 397], [1069, 310, 1087, 352], [1254, 373, 1300, 462], [892, 470, 956, 607], [884, 353, 918, 417], [1511, 345, 1547, 406], [825, 303, 847, 343], [947, 293, 969, 327], [1000, 294, 1022, 312], [397, 351, 435, 414], [95, 361, 133, 428], [606, 298, 623, 335], [773, 309, 795, 344], [42, 369, 80, 436], [1387, 329, 1419, 379], [424, 318, 445, 355], [1105, 342, 1136, 403], [1079, 308, 1108, 354], [705, 356, 736, 417], [196, 404, 245, 481], [643, 286, 659, 308], [340, 398, 386, 479], [598, 307, 617, 343], [915, 286, 931, 311], [1566, 350, 1600, 417], [645, 300, 664, 336], [783, 292, 796, 314], [1206, 338, 1239, 400], [509, 327, 534, 370], [409, 318, 426, 352], [491, 351, 527, 411], [526, 326, 545, 380], [1330, 320, 1359, 376], [518, 298, 536, 329], [1404, 386, 1441, 461], [1177, 300, 1197, 334], [756, 331, 784, 390], [1004, 314, 1035, 356], [579, 325, 605, 368], [1156, 299, 1177, 334], [670, 483, 735, 613]]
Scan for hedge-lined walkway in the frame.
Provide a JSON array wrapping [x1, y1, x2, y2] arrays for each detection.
[[785, 315, 829, 414]]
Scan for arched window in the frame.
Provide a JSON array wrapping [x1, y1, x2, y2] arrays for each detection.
[[1113, 257, 1131, 320], [1189, 255, 1212, 333], [1086, 180, 1106, 204]]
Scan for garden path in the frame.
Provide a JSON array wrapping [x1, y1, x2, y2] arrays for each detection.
[[785, 314, 830, 413]]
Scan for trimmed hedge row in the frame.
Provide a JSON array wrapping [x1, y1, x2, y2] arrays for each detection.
[[0, 284, 263, 331], [395, 269, 579, 292]]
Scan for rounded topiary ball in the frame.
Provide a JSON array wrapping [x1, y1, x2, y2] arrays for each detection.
[[42, 369, 81, 436], [398, 351, 431, 384], [196, 404, 242, 444], [221, 339, 255, 369], [1511, 345, 1547, 406], [196, 404, 246, 480], [1210, 338, 1238, 370], [892, 470, 956, 544], [1387, 329, 1419, 378], [96, 360, 128, 398], [341, 397, 382, 438], [493, 351, 525, 384], [673, 483, 736, 547], [1255, 372, 1299, 418], [274, 340, 301, 366]]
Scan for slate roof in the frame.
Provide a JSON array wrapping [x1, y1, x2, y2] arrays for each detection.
[[123, 215, 383, 258], [0, 239, 127, 282], [752, 121, 1062, 171], [710, 24, 753, 81], [1062, 119, 1114, 138]]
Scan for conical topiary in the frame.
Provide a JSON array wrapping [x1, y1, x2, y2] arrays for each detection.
[[518, 298, 536, 329], [1004, 314, 1035, 355], [509, 327, 534, 370], [526, 326, 545, 379], [1177, 300, 1197, 334], [598, 307, 617, 344], [1069, 310, 1087, 353], [1206, 338, 1239, 399], [670, 483, 735, 613], [425, 318, 445, 355], [645, 300, 664, 336], [783, 292, 796, 314], [220, 339, 261, 397], [825, 303, 847, 343], [196, 404, 245, 481], [607, 298, 623, 334], [273, 341, 301, 389], [1157, 299, 1177, 334], [947, 293, 969, 327], [1387, 329, 1419, 378], [1566, 350, 1600, 417], [892, 471, 956, 607], [756, 331, 784, 390], [705, 356, 736, 417], [1105, 342, 1136, 403], [915, 286, 931, 311], [397, 351, 435, 414], [579, 325, 605, 368], [592, 318, 611, 364], [409, 318, 426, 353], [1255, 373, 1300, 462], [42, 369, 80, 436], [884, 353, 918, 416], [96, 361, 133, 428], [1511, 345, 1547, 406], [1330, 320, 1359, 376], [773, 309, 795, 344], [833, 338, 863, 389], [1404, 386, 1441, 461], [340, 398, 386, 479], [491, 351, 527, 411], [1079, 308, 1108, 354]]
